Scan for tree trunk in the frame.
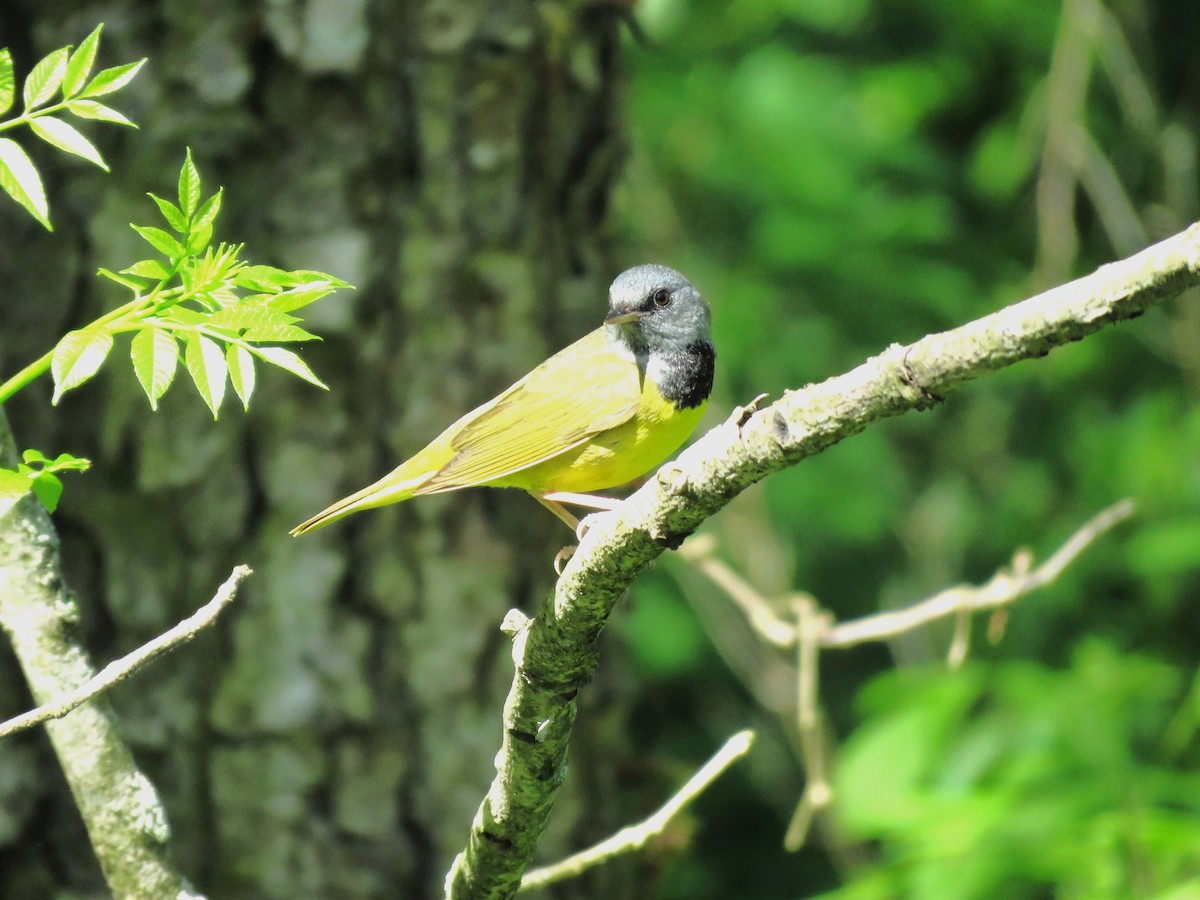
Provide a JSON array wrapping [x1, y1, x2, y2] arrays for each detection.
[[0, 2, 635, 895]]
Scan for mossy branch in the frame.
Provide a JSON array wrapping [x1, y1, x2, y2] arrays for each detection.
[[445, 221, 1200, 898], [0, 410, 201, 898]]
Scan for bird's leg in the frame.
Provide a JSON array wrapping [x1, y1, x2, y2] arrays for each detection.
[[553, 545, 574, 576], [533, 495, 582, 532], [534, 492, 625, 572], [533, 496, 581, 575], [535, 491, 623, 541], [538, 491, 623, 513]]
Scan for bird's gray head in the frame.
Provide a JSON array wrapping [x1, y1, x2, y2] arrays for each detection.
[[605, 264, 711, 356]]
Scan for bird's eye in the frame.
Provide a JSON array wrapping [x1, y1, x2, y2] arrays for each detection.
[[652, 288, 672, 308]]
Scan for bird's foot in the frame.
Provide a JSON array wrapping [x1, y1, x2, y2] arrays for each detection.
[[553, 544, 576, 575]]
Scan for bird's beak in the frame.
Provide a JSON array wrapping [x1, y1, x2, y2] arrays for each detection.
[[605, 307, 649, 325]]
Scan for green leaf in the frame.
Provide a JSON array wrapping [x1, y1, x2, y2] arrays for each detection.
[[234, 264, 294, 291], [97, 266, 148, 291], [0, 138, 51, 229], [0, 468, 32, 519], [21, 448, 48, 465], [178, 148, 201, 218], [66, 98, 134, 126], [160, 306, 207, 328], [193, 188, 223, 230], [196, 286, 239, 310], [208, 304, 295, 330], [251, 345, 328, 389], [23, 47, 69, 110], [266, 286, 338, 313], [79, 58, 146, 98], [184, 334, 227, 418], [63, 24, 103, 98], [131, 224, 185, 258], [187, 222, 213, 255], [30, 472, 64, 512], [0, 50, 14, 116], [226, 343, 256, 410], [51, 327, 114, 402], [147, 193, 188, 233], [243, 323, 319, 343], [29, 116, 109, 170], [121, 258, 172, 280], [45, 452, 90, 473], [207, 304, 317, 342], [130, 327, 179, 410]]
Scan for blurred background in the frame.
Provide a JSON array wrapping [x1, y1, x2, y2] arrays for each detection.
[[0, 0, 1197, 897]]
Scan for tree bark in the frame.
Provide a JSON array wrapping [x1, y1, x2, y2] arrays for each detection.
[[0, 412, 196, 898], [0, 2, 634, 896]]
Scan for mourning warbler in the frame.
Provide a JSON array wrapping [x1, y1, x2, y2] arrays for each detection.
[[290, 264, 714, 535]]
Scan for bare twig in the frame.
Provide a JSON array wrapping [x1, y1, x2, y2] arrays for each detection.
[[681, 500, 1135, 853], [678, 535, 797, 648], [823, 499, 1135, 649], [518, 730, 756, 892], [0, 565, 252, 739], [784, 598, 833, 851]]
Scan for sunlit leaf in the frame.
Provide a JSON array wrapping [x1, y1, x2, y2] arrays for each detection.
[[178, 147, 201, 217], [22, 47, 69, 110], [0, 468, 31, 519], [51, 327, 114, 402], [131, 224, 184, 258], [97, 266, 148, 291], [187, 222, 213, 255], [251, 345, 327, 389], [184, 333, 227, 418], [234, 264, 295, 291], [29, 116, 108, 170], [0, 138, 51, 229], [79, 58, 146, 98], [46, 452, 90, 472], [226, 343, 256, 410], [66, 98, 134, 126], [63, 24, 103, 98], [208, 304, 298, 330], [266, 286, 339, 313], [148, 192, 188, 233], [120, 258, 172, 280], [130, 327, 178, 410], [30, 472, 64, 512], [193, 188, 223, 230], [0, 50, 14, 116], [243, 323, 319, 342]]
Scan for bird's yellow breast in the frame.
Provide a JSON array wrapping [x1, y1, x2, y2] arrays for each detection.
[[490, 379, 706, 494]]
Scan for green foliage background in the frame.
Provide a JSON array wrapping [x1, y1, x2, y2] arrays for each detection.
[[609, 0, 1200, 896]]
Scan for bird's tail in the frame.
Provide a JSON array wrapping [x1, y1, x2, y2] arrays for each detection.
[[289, 468, 434, 536]]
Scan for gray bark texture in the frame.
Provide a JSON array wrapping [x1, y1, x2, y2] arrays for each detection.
[[0, 2, 636, 896]]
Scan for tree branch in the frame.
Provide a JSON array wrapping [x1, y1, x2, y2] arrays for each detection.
[[822, 498, 1135, 649], [0, 564, 251, 739], [518, 730, 755, 892], [682, 499, 1134, 852], [445, 222, 1200, 898], [0, 410, 203, 898]]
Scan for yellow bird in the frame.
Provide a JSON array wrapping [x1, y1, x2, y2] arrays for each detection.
[[290, 264, 714, 536]]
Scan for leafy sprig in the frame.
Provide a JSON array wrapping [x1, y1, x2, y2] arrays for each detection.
[[0, 450, 90, 519], [52, 150, 345, 416], [0, 149, 350, 514], [0, 24, 144, 229]]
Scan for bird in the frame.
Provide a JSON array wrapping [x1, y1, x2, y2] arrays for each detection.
[[290, 264, 714, 537]]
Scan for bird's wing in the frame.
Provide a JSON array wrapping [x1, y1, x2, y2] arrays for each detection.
[[419, 327, 642, 491]]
